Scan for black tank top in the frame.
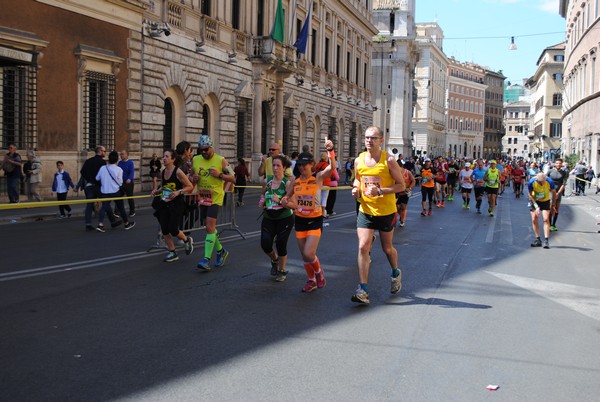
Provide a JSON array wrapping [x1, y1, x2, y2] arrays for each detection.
[[162, 167, 184, 201]]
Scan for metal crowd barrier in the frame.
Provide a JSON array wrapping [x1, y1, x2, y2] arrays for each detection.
[[148, 191, 244, 252]]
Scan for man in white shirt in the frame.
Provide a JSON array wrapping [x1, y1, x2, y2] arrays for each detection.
[[95, 151, 135, 232]]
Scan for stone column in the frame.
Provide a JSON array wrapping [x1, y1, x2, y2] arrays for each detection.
[[252, 71, 264, 182], [274, 75, 284, 145]]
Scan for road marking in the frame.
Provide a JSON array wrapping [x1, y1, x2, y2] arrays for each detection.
[[499, 198, 513, 245], [485, 212, 497, 243], [0, 212, 358, 282], [487, 271, 600, 322]]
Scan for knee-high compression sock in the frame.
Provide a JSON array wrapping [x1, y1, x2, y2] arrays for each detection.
[[303, 262, 316, 280], [552, 212, 558, 226], [213, 229, 223, 252], [476, 199, 482, 209], [466, 196, 471, 206], [311, 257, 322, 274], [205, 233, 216, 259]]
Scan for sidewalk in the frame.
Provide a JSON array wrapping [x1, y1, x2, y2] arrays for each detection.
[[0, 188, 264, 225]]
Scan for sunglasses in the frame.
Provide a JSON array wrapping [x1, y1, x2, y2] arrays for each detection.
[[199, 148, 210, 153], [269, 148, 279, 152]]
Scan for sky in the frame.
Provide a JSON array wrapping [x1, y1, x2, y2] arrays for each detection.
[[415, 0, 566, 85]]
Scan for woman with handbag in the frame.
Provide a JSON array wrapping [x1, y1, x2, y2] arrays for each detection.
[[152, 149, 194, 262]]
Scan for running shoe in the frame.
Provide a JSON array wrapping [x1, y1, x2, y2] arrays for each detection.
[[124, 221, 136, 230], [130, 212, 136, 217], [96, 224, 106, 233], [184, 236, 194, 255], [214, 249, 229, 267], [543, 239, 550, 249], [421, 209, 426, 216], [164, 251, 179, 262], [428, 209, 433, 216], [436, 202, 441, 208], [477, 208, 481, 214], [550, 225, 558, 232], [275, 270, 288, 282], [270, 259, 279, 276], [441, 201, 445, 207], [530, 239, 542, 247], [351, 286, 370, 304], [196, 257, 211, 271], [398, 221, 405, 227], [301, 280, 317, 293], [316, 270, 326, 288], [391, 271, 402, 294], [462, 203, 467, 208], [489, 211, 494, 217]]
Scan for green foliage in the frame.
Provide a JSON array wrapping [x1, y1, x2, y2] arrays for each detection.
[[563, 154, 579, 167]]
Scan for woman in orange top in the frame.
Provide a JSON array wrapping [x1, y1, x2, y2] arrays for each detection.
[[281, 138, 336, 293], [420, 158, 435, 216]]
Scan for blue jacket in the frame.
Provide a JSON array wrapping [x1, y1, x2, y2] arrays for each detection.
[[118, 159, 135, 182], [52, 171, 75, 192]]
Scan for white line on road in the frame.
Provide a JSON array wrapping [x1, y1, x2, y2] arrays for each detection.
[[487, 271, 600, 322], [0, 212, 357, 282]]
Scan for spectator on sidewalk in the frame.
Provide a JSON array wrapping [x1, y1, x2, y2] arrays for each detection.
[[96, 151, 135, 232], [117, 150, 135, 217], [24, 149, 42, 201], [149, 153, 162, 191], [3, 144, 23, 203], [51, 161, 76, 218], [81, 146, 115, 231], [234, 157, 250, 207]]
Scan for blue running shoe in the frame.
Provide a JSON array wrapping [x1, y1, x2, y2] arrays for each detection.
[[196, 257, 211, 271], [214, 249, 229, 267]]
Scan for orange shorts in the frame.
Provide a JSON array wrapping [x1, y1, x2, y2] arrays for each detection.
[[295, 228, 322, 239]]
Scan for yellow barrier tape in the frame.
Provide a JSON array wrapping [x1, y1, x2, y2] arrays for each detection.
[[0, 194, 152, 211], [0, 186, 354, 211]]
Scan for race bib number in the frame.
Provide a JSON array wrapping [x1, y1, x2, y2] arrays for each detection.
[[422, 177, 430, 183], [296, 195, 315, 215], [488, 179, 497, 185], [476, 179, 485, 186], [535, 191, 546, 200], [449, 168, 456, 173], [463, 176, 471, 183], [362, 176, 382, 197], [265, 194, 283, 210], [198, 189, 213, 206]]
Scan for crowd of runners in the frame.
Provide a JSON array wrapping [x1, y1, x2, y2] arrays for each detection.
[[145, 126, 594, 306]]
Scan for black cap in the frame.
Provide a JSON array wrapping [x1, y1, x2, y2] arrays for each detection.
[[297, 152, 314, 164]]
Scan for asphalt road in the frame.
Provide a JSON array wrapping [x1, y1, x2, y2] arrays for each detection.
[[1, 186, 599, 401]]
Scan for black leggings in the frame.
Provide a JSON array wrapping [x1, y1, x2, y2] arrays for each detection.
[[260, 215, 294, 257], [421, 186, 435, 203], [156, 199, 185, 237]]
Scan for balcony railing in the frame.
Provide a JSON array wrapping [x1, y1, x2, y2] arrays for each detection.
[[250, 37, 297, 70]]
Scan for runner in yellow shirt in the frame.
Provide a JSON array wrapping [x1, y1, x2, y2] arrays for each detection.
[[350, 126, 406, 305]]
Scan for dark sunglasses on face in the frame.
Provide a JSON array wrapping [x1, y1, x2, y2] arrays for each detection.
[[199, 148, 210, 153], [269, 148, 278, 151]]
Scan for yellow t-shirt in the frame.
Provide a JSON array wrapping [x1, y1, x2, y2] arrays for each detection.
[[192, 154, 225, 206], [356, 151, 397, 216]]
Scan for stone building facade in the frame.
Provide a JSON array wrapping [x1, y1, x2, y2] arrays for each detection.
[[446, 58, 486, 160], [560, 0, 600, 171], [483, 69, 506, 159], [0, 0, 378, 197], [503, 101, 530, 160], [525, 42, 565, 163], [372, 0, 419, 158], [412, 22, 448, 159]]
